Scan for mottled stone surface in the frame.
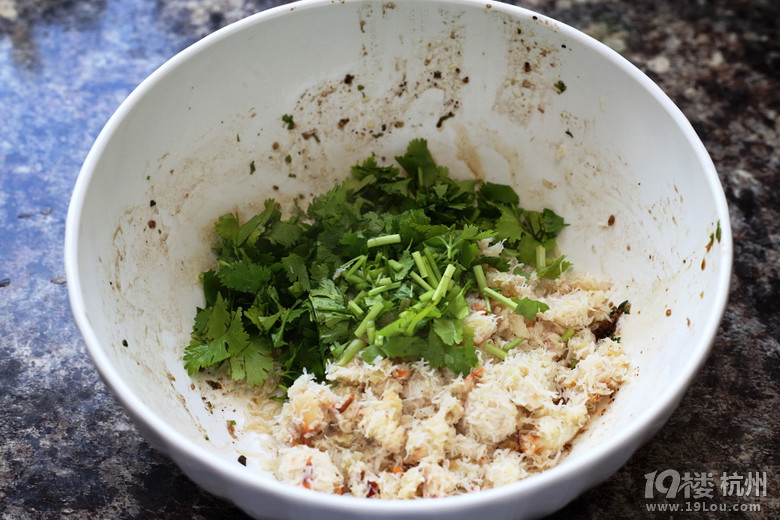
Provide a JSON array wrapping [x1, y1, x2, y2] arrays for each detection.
[[0, 0, 776, 518]]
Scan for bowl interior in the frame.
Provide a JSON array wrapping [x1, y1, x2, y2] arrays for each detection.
[[66, 0, 731, 517]]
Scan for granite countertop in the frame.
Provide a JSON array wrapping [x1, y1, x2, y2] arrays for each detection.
[[1, 0, 776, 518]]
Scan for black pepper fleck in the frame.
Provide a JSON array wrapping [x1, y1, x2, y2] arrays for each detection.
[[149, 200, 156, 207], [122, 339, 128, 347], [238, 455, 247, 466], [0, 278, 10, 288]]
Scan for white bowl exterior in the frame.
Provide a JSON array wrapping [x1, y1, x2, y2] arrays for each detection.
[[65, 0, 732, 518]]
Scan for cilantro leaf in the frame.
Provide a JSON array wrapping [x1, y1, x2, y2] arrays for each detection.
[[217, 261, 271, 294], [513, 297, 550, 320], [395, 138, 449, 188], [281, 253, 310, 292], [184, 307, 250, 376], [433, 318, 463, 345], [537, 255, 572, 280]]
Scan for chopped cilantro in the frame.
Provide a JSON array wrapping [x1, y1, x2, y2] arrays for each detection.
[[554, 80, 567, 93], [184, 138, 571, 392], [281, 114, 295, 129]]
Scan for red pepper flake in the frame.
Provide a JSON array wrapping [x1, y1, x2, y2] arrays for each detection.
[[607, 215, 615, 226], [366, 480, 380, 497], [336, 395, 355, 413], [465, 367, 484, 383], [392, 369, 410, 379], [147, 220, 156, 229]]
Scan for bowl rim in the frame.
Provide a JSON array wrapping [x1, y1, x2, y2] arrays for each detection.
[[64, 0, 733, 514]]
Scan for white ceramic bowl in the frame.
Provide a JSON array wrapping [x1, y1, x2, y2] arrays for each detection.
[[65, 0, 732, 518]]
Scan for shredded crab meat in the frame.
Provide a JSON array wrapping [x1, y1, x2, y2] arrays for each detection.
[[255, 267, 630, 498]]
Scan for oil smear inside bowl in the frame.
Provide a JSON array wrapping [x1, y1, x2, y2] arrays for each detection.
[[185, 139, 631, 498]]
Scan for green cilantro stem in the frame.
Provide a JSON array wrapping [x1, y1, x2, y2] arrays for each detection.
[[502, 337, 523, 351], [367, 282, 401, 296], [354, 302, 385, 338], [346, 274, 364, 286], [472, 264, 492, 313], [410, 271, 434, 291], [484, 343, 508, 360], [405, 303, 437, 335], [388, 259, 404, 272], [412, 251, 429, 279], [432, 264, 456, 304], [367, 234, 401, 248], [536, 244, 546, 269], [366, 320, 376, 345], [561, 328, 574, 342], [418, 289, 435, 302], [348, 300, 364, 316], [345, 255, 367, 277], [483, 287, 517, 311], [338, 338, 367, 366], [423, 247, 442, 282], [377, 316, 407, 338]]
